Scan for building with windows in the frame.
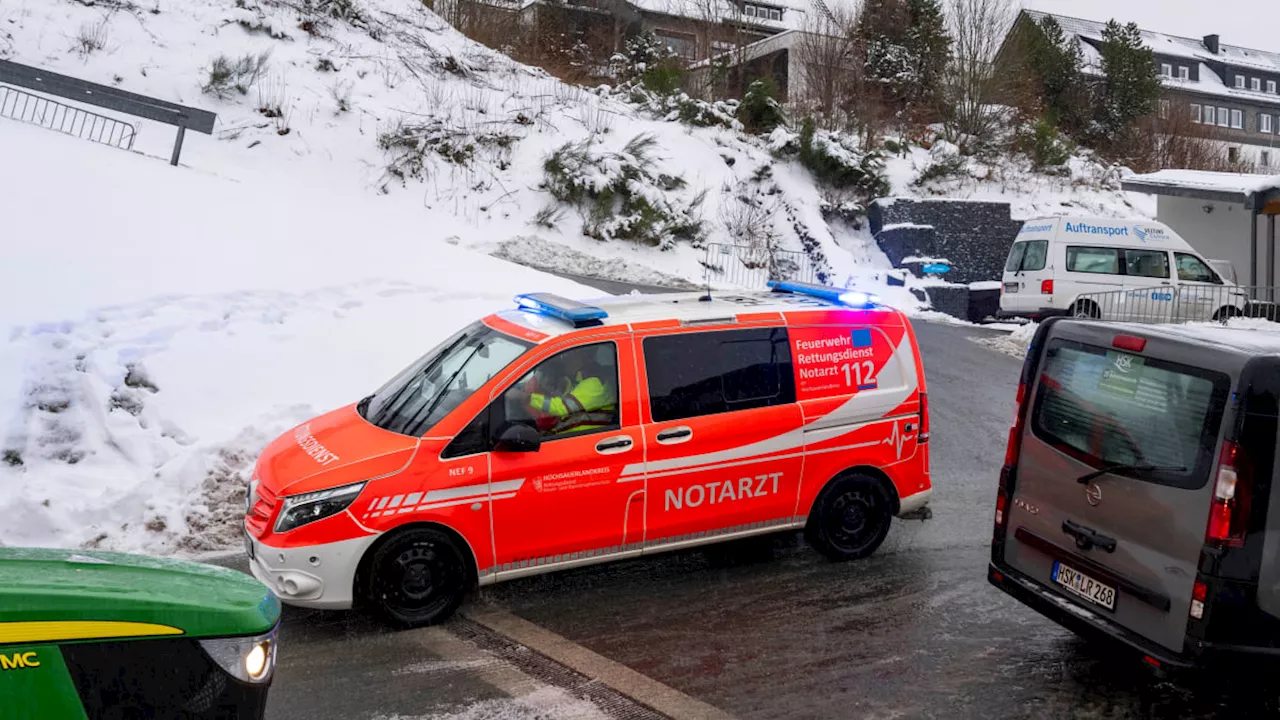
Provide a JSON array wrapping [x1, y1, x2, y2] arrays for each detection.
[[999, 11, 1280, 172]]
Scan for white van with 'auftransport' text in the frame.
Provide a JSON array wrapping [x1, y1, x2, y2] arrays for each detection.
[[999, 216, 1247, 323]]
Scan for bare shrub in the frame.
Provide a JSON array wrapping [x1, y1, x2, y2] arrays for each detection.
[[72, 18, 110, 57], [256, 71, 292, 134], [719, 179, 781, 255], [793, 7, 859, 129], [1127, 100, 1255, 173], [940, 0, 1017, 150], [202, 51, 271, 98], [330, 78, 354, 113]]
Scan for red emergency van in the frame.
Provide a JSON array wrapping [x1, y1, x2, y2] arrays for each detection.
[[244, 282, 931, 626]]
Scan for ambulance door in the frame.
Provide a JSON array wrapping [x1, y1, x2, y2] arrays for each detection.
[[486, 336, 646, 570], [638, 326, 804, 545]]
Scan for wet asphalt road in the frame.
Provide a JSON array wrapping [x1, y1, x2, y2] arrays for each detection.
[[252, 312, 1280, 719]]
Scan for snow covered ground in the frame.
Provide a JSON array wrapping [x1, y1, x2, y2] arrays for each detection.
[[0, 121, 592, 554]]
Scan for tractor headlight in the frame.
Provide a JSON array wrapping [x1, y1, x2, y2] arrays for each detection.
[[274, 482, 365, 533], [199, 627, 277, 684]]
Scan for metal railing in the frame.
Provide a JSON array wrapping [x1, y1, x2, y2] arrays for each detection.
[[1, 84, 136, 150], [701, 242, 818, 289], [0, 60, 216, 166], [1072, 285, 1280, 324]]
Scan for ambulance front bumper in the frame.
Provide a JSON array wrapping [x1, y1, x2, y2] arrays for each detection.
[[247, 532, 379, 610]]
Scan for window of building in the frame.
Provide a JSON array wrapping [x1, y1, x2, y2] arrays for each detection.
[[1229, 146, 1241, 163], [1263, 114, 1274, 134], [769, 7, 781, 20], [1204, 106, 1216, 125], [1160, 63, 1172, 78], [1236, 75, 1247, 89], [654, 30, 697, 60], [644, 327, 795, 422], [1191, 104, 1202, 123], [1066, 247, 1120, 275], [1253, 78, 1264, 92], [1270, 80, 1278, 94], [1232, 109, 1244, 129], [1219, 107, 1230, 127], [743, 4, 755, 15], [1178, 66, 1190, 81]]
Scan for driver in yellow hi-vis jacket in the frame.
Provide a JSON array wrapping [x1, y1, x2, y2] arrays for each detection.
[[526, 353, 617, 435]]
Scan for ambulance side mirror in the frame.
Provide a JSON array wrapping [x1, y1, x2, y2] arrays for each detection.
[[494, 423, 541, 453]]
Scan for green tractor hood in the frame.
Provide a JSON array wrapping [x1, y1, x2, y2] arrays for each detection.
[[0, 548, 279, 645]]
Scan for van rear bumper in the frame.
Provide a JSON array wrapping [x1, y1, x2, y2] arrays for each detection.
[[997, 307, 1069, 321], [987, 561, 1195, 669]]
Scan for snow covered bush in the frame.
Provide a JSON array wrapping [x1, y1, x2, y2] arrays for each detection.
[[737, 78, 786, 134], [377, 118, 515, 185], [793, 118, 890, 204], [541, 134, 705, 249], [1020, 117, 1075, 170], [201, 51, 271, 98], [613, 32, 684, 96]]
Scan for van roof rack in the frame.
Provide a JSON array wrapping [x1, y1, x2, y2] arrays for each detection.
[[513, 293, 608, 328], [767, 281, 880, 308]]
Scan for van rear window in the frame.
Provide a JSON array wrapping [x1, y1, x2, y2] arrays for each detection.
[[1005, 240, 1047, 272], [1030, 340, 1229, 490]]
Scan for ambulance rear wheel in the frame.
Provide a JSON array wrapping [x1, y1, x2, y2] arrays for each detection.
[[806, 474, 892, 561], [366, 528, 467, 627]]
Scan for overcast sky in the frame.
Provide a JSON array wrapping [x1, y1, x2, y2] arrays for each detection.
[[1023, 0, 1280, 52]]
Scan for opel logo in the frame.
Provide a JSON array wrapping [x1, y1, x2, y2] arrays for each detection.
[[1086, 483, 1103, 507]]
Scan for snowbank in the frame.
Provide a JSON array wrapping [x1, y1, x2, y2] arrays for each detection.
[[0, 121, 592, 554]]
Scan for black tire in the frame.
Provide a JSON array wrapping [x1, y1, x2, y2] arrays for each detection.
[[805, 473, 893, 561], [365, 528, 468, 627], [1072, 300, 1101, 319], [1213, 306, 1242, 324]]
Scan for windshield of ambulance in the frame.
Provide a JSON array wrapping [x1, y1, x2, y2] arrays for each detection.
[[1030, 340, 1229, 489], [360, 322, 531, 436]]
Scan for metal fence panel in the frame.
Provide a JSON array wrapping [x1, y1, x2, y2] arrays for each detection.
[[0, 85, 136, 150], [1073, 284, 1277, 324], [702, 243, 818, 289]]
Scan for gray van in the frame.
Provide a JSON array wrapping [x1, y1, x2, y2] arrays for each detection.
[[989, 318, 1280, 670]]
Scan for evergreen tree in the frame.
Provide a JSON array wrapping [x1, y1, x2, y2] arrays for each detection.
[[856, 0, 951, 118], [1097, 19, 1161, 135], [1026, 15, 1088, 133]]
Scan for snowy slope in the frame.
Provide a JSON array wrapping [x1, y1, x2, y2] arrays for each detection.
[[0, 120, 592, 554]]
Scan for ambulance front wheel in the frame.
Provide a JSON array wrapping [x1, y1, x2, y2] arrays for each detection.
[[806, 473, 893, 561], [365, 527, 468, 627]]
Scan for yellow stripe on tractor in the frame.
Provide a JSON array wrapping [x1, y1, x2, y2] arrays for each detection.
[[0, 621, 184, 645]]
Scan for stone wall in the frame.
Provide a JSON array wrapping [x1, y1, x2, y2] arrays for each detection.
[[868, 198, 1023, 285]]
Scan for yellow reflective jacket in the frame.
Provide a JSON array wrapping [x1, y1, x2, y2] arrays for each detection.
[[529, 375, 617, 433]]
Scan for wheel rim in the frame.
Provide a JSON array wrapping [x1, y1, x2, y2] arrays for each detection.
[[378, 539, 461, 620], [824, 488, 886, 553]]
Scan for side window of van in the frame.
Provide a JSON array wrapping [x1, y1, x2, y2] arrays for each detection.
[[1066, 247, 1120, 275], [1176, 253, 1220, 283], [644, 328, 795, 422], [1124, 249, 1170, 279], [500, 343, 622, 441]]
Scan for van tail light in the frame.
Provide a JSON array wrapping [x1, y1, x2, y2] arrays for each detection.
[[995, 382, 1029, 538], [1040, 280, 1054, 295], [918, 392, 930, 444], [1112, 334, 1147, 352], [1206, 440, 1251, 548], [1190, 580, 1208, 620]]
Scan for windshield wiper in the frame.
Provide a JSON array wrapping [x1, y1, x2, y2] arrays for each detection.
[[356, 394, 373, 417], [1077, 463, 1187, 484]]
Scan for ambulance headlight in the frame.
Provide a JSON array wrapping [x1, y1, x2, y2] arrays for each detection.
[[275, 482, 365, 533], [199, 628, 277, 684]]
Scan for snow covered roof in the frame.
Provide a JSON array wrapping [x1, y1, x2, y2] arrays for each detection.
[[631, 0, 808, 31], [1122, 170, 1280, 205], [1024, 10, 1280, 106]]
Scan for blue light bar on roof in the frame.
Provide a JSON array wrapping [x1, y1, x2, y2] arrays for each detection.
[[767, 280, 881, 308], [513, 293, 608, 328]]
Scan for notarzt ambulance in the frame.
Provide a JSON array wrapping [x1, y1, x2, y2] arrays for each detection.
[[244, 282, 931, 626]]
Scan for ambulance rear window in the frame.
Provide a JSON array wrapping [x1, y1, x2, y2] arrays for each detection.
[[644, 327, 795, 422]]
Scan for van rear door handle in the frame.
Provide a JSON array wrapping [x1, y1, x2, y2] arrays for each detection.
[[656, 427, 693, 444], [1063, 520, 1117, 553], [595, 436, 633, 454]]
